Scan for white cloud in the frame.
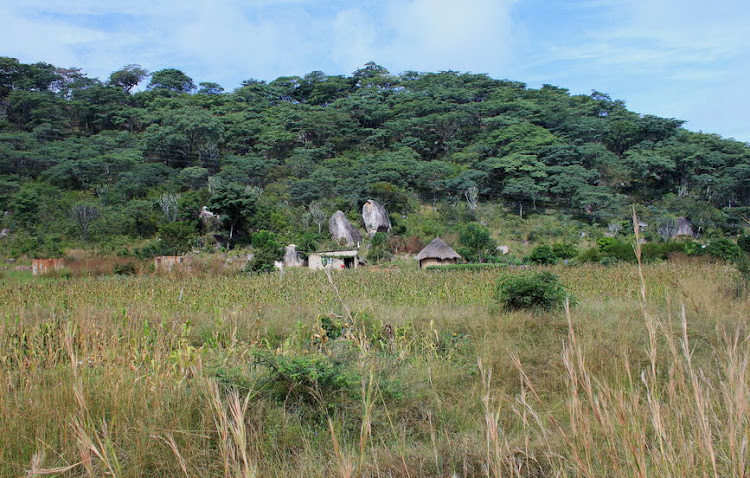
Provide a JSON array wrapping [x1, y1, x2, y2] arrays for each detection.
[[379, 0, 519, 74], [332, 9, 378, 73]]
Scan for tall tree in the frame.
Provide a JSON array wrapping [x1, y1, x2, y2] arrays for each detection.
[[147, 69, 195, 93], [108, 64, 149, 93]]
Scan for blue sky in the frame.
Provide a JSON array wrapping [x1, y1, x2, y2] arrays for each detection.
[[2, 0, 748, 142]]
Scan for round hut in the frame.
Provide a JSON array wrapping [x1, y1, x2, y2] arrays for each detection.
[[415, 237, 462, 269]]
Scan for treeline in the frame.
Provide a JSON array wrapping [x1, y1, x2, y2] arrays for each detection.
[[1, 57, 749, 257]]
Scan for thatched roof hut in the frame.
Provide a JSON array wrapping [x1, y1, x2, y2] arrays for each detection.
[[416, 237, 461, 269]]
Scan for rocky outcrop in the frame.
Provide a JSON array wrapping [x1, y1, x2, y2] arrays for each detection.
[[675, 217, 695, 237], [361, 200, 391, 237], [329, 211, 362, 247], [199, 206, 220, 230], [283, 244, 305, 267]]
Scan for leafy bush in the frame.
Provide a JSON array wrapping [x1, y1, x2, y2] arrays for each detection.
[[458, 222, 497, 263], [246, 230, 284, 273], [736, 233, 750, 254], [113, 262, 137, 276], [528, 245, 556, 265], [596, 237, 618, 251], [133, 240, 174, 259], [551, 242, 578, 260], [704, 238, 744, 263], [158, 221, 196, 254], [640, 241, 686, 261], [573, 246, 602, 264], [252, 350, 360, 405], [495, 271, 573, 310], [367, 232, 391, 263]]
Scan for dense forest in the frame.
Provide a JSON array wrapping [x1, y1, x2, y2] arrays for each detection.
[[1, 57, 749, 259]]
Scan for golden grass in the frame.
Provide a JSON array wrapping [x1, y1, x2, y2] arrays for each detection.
[[0, 261, 747, 477]]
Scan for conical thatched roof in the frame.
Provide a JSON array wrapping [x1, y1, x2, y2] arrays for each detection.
[[416, 237, 462, 261]]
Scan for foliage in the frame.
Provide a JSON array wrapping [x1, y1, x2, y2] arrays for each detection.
[[737, 232, 750, 254], [527, 245, 556, 265], [458, 222, 497, 263], [246, 230, 283, 273], [133, 239, 174, 259], [551, 242, 578, 260], [704, 238, 744, 263], [158, 221, 196, 254], [252, 350, 360, 405], [366, 232, 391, 263], [113, 262, 137, 275], [2, 56, 750, 257], [496, 271, 573, 310]]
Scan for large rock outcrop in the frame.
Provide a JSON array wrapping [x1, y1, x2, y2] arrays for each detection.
[[675, 217, 695, 237], [283, 244, 305, 267], [361, 200, 391, 237], [329, 211, 362, 247]]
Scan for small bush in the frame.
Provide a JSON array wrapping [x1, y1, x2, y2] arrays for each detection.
[[114, 262, 137, 276], [573, 246, 602, 264], [495, 271, 573, 310], [527, 245, 556, 265], [551, 242, 578, 260], [737, 233, 750, 254], [246, 230, 284, 273], [134, 240, 174, 260], [705, 238, 744, 263]]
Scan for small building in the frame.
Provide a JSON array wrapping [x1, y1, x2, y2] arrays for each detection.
[[415, 238, 462, 269], [154, 255, 190, 271], [308, 249, 360, 270], [32, 258, 66, 276]]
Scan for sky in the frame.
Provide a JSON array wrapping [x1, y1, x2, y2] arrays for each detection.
[[2, 0, 748, 142]]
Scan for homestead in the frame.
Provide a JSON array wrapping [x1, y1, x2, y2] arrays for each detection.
[[415, 238, 462, 269], [154, 255, 190, 271], [31, 258, 66, 276], [308, 249, 360, 270]]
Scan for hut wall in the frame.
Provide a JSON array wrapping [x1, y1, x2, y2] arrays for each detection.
[[32, 259, 66, 276], [419, 258, 457, 269], [154, 255, 190, 271], [309, 252, 358, 270]]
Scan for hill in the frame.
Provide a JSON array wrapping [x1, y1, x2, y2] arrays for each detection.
[[1, 58, 749, 258]]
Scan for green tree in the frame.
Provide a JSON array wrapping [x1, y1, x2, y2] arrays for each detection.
[[458, 222, 496, 263], [147, 69, 195, 93], [208, 182, 263, 241], [108, 64, 149, 93]]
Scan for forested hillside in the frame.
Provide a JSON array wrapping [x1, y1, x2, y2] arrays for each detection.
[[1, 58, 749, 258]]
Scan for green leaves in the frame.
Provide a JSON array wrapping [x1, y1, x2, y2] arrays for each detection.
[[495, 271, 572, 311]]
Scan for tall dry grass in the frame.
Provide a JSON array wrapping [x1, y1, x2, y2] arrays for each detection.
[[0, 254, 747, 476]]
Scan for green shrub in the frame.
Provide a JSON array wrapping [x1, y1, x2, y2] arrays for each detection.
[[158, 221, 196, 254], [252, 350, 360, 405], [551, 242, 578, 260], [596, 237, 618, 251], [705, 238, 744, 263], [641, 241, 686, 261], [133, 240, 173, 259], [573, 246, 601, 264], [114, 262, 137, 276], [246, 230, 284, 273], [495, 271, 573, 310], [527, 245, 556, 265], [736, 233, 750, 254]]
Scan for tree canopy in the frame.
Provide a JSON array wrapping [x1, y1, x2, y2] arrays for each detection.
[[1, 56, 749, 254]]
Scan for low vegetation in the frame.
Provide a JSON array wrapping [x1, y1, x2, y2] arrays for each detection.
[[1, 261, 747, 477]]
